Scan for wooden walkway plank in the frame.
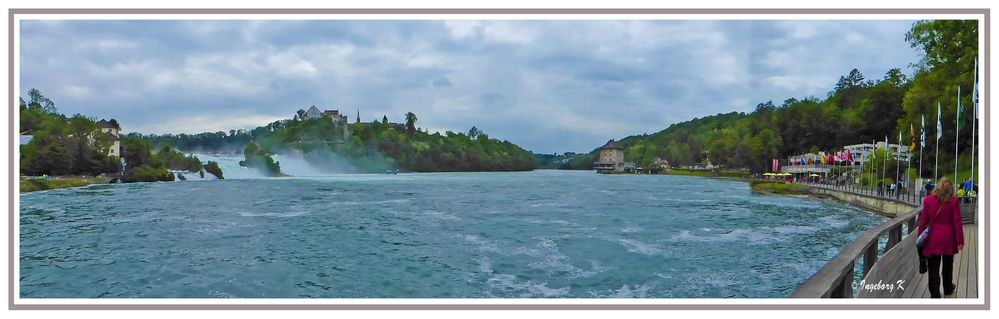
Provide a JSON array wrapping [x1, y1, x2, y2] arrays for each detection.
[[902, 271, 922, 298], [955, 239, 968, 298], [967, 225, 978, 298]]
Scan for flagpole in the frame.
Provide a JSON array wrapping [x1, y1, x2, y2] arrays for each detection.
[[907, 125, 913, 200], [971, 58, 978, 187], [908, 123, 914, 200], [892, 131, 902, 197], [881, 137, 887, 197], [870, 139, 875, 194], [955, 86, 961, 188], [920, 113, 926, 200], [935, 103, 941, 182]]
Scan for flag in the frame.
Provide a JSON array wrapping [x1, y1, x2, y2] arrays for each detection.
[[909, 123, 916, 152], [885, 135, 890, 157], [974, 59, 979, 118], [957, 86, 963, 132], [936, 102, 943, 141], [921, 114, 926, 147]]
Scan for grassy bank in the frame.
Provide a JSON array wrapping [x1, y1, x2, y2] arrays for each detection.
[[662, 169, 750, 179], [19, 177, 106, 193], [749, 180, 811, 195]]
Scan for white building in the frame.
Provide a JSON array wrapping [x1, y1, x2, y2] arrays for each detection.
[[298, 105, 352, 140], [303, 105, 323, 120], [594, 140, 626, 173], [96, 120, 122, 158]]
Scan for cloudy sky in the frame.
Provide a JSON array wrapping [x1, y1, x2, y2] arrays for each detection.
[[19, 19, 921, 153]]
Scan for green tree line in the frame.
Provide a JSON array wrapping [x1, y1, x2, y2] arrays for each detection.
[[19, 89, 120, 176], [555, 20, 978, 180], [19, 89, 210, 182], [142, 110, 538, 173]]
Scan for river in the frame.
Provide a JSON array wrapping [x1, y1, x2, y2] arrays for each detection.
[[19, 156, 886, 298]]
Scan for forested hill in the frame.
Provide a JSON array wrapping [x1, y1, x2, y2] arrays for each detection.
[[137, 112, 538, 173], [554, 20, 978, 178]]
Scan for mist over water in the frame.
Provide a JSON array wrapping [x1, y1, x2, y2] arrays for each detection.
[[195, 154, 264, 179], [19, 171, 887, 298], [195, 151, 371, 178]]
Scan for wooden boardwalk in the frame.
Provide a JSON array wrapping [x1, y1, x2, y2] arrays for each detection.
[[791, 184, 980, 299], [899, 223, 978, 298], [856, 220, 978, 298]]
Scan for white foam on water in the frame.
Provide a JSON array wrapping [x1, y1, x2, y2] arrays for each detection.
[[773, 225, 820, 236], [485, 274, 570, 298], [612, 238, 661, 256], [569, 260, 612, 279], [422, 210, 461, 221], [456, 234, 501, 253], [525, 239, 575, 272], [236, 211, 307, 218], [665, 198, 713, 203], [621, 226, 644, 233], [668, 229, 773, 244], [818, 215, 849, 228], [478, 256, 493, 274], [594, 283, 653, 298]]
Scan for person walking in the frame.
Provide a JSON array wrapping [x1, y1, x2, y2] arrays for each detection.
[[918, 177, 965, 298]]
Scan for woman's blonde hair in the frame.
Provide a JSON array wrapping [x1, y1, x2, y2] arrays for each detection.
[[932, 177, 954, 202]]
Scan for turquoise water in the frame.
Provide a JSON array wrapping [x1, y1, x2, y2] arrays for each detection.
[[19, 169, 886, 298]]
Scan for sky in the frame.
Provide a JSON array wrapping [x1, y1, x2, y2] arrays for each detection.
[[19, 19, 922, 154]]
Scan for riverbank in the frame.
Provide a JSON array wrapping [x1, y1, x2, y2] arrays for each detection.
[[749, 180, 918, 218], [19, 177, 107, 193], [749, 180, 812, 195], [661, 169, 750, 179]]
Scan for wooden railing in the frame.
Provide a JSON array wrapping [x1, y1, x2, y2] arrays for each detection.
[[791, 207, 922, 298]]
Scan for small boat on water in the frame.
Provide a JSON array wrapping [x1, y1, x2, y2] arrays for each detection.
[[385, 169, 399, 175]]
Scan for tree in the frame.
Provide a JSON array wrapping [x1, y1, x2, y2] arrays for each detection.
[[755, 100, 776, 113], [468, 126, 481, 139], [882, 68, 908, 87], [405, 112, 418, 135], [835, 68, 866, 91], [22, 137, 74, 175], [905, 20, 979, 73], [382, 115, 389, 124], [27, 88, 56, 113]]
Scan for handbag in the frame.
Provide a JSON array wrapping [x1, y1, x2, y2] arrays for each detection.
[[915, 204, 945, 250]]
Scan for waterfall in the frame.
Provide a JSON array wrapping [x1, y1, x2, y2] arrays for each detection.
[[193, 151, 367, 179], [194, 154, 264, 179]]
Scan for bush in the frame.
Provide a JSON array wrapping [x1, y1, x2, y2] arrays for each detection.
[[750, 181, 810, 195], [204, 161, 224, 179], [243, 143, 284, 176], [124, 165, 174, 182]]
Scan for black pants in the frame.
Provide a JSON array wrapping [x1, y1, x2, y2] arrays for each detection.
[[927, 254, 955, 298]]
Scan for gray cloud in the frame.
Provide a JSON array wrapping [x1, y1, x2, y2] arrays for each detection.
[[18, 19, 920, 153]]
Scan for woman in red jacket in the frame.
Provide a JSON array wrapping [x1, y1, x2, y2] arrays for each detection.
[[918, 177, 965, 298]]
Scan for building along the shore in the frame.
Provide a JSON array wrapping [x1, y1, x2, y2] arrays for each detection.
[[593, 139, 626, 173], [96, 120, 122, 158]]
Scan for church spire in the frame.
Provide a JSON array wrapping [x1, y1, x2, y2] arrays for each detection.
[[356, 110, 361, 124]]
